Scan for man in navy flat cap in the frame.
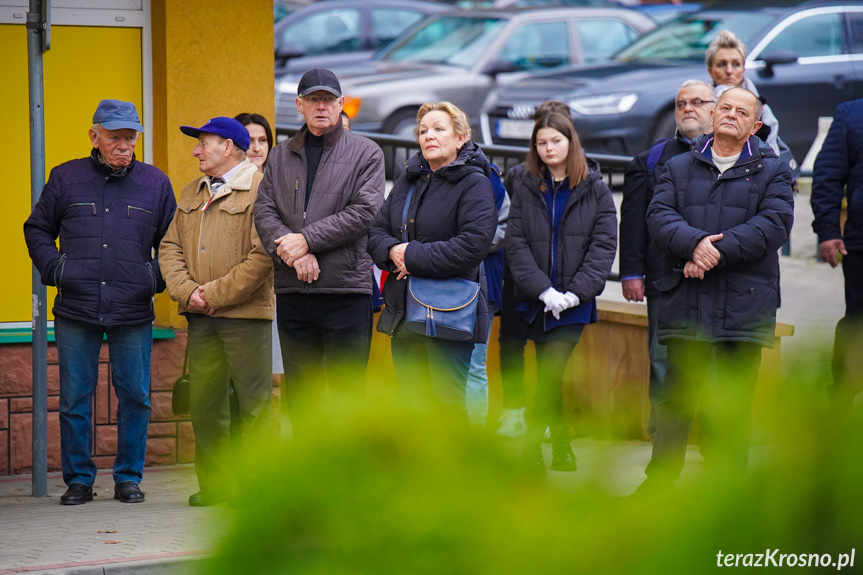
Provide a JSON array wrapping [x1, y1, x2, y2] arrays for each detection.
[[160, 116, 275, 507], [24, 99, 176, 505]]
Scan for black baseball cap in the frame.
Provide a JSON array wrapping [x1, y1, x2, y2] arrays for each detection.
[[298, 68, 342, 98]]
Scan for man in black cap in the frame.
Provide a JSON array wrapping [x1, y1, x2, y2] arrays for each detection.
[[254, 69, 385, 435], [160, 116, 275, 506], [24, 99, 176, 505]]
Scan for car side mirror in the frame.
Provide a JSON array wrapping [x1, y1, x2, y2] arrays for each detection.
[[482, 60, 518, 78], [757, 50, 798, 78], [275, 44, 305, 65]]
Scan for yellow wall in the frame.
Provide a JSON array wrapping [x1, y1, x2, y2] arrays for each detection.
[[0, 24, 143, 323], [151, 0, 275, 328], [2, 2, 274, 328]]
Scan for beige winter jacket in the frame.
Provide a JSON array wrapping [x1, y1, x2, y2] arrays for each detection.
[[159, 158, 274, 320]]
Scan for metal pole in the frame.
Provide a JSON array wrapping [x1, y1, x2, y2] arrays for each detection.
[[27, 0, 48, 498]]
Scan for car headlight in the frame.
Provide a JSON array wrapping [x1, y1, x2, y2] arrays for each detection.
[[569, 93, 638, 116]]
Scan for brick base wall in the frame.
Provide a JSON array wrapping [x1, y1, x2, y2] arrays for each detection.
[[0, 331, 215, 476]]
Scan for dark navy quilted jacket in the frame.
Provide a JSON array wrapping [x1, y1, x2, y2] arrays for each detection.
[[647, 134, 794, 348], [812, 98, 863, 252], [24, 151, 176, 326]]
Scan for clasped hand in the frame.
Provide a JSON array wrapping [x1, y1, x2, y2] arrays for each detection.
[[539, 288, 580, 320], [186, 286, 214, 315], [274, 233, 309, 267], [685, 233, 724, 279], [389, 243, 410, 280]]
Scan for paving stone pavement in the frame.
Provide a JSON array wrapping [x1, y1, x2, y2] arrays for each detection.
[[0, 466, 225, 574]]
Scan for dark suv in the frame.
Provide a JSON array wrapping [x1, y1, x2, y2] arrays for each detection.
[[480, 3, 863, 162]]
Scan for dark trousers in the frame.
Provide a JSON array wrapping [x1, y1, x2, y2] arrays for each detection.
[[528, 340, 578, 436], [499, 275, 527, 409], [391, 329, 473, 423], [646, 296, 668, 437], [831, 251, 863, 412], [645, 339, 762, 485], [186, 315, 274, 493], [277, 292, 372, 437]]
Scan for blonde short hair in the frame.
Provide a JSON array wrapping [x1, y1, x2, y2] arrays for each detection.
[[705, 29, 747, 68], [414, 101, 471, 141]]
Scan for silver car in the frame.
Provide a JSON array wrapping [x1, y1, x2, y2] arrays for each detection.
[[275, 7, 655, 135]]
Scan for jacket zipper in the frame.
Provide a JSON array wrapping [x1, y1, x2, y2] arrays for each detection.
[[54, 253, 67, 294], [145, 261, 157, 295], [69, 202, 96, 215]]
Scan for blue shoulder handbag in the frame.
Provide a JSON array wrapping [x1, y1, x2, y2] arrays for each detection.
[[400, 185, 480, 341]]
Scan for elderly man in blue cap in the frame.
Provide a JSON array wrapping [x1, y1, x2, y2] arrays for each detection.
[[24, 99, 177, 505], [160, 116, 275, 507]]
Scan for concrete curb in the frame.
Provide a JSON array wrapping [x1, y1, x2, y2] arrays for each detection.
[[8, 556, 206, 575]]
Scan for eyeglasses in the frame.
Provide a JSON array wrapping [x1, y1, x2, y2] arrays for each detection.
[[675, 98, 714, 110], [303, 94, 339, 106]]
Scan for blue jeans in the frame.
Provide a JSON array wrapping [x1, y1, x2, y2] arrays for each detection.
[[391, 329, 473, 423], [54, 315, 153, 487], [466, 322, 494, 426]]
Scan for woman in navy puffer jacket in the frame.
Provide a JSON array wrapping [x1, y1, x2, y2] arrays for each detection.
[[368, 102, 497, 422], [506, 112, 617, 472]]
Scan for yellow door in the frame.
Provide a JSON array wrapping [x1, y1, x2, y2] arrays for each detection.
[[0, 24, 143, 323]]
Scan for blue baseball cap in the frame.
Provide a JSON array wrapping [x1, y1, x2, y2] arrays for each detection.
[[92, 99, 145, 132], [179, 116, 250, 151]]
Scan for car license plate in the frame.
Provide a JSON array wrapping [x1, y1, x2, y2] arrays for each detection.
[[495, 119, 533, 140]]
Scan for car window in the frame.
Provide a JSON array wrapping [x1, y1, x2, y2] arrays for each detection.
[[381, 15, 505, 69], [760, 13, 842, 59], [616, 12, 774, 61], [278, 9, 361, 57], [498, 21, 569, 71], [370, 8, 427, 51], [575, 19, 640, 64], [848, 12, 863, 55]]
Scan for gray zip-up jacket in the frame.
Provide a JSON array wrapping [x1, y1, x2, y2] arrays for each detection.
[[254, 122, 385, 294]]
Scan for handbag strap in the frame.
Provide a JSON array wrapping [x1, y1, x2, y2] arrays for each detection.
[[400, 185, 415, 244], [181, 343, 189, 377]]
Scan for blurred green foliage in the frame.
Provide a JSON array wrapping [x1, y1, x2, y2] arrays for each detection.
[[201, 348, 863, 574]]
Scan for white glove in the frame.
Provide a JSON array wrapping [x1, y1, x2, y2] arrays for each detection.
[[562, 292, 580, 310], [539, 287, 568, 320]]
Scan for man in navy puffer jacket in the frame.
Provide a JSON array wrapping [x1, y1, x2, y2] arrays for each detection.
[[811, 98, 863, 417], [23, 100, 176, 505], [637, 88, 794, 491]]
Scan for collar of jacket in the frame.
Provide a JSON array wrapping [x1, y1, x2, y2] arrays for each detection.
[[287, 121, 344, 155], [195, 158, 259, 202], [524, 156, 603, 201], [89, 148, 136, 178], [404, 140, 491, 183], [691, 133, 775, 168]]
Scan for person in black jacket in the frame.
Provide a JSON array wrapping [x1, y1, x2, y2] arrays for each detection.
[[368, 102, 497, 422], [506, 112, 617, 473], [811, 97, 863, 418], [637, 87, 794, 492], [23, 100, 176, 505], [620, 79, 715, 435]]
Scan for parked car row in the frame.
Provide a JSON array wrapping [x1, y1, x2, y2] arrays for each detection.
[[275, 1, 863, 165], [276, 5, 657, 138]]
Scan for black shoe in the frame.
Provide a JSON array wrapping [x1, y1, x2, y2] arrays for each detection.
[[188, 490, 228, 507], [114, 481, 145, 503], [60, 483, 93, 505]]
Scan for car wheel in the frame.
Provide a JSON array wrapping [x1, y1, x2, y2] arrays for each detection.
[[384, 109, 419, 180], [651, 109, 677, 146]]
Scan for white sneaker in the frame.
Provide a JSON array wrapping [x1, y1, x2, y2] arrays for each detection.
[[496, 407, 527, 438]]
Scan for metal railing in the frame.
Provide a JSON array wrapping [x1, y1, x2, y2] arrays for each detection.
[[275, 124, 632, 189]]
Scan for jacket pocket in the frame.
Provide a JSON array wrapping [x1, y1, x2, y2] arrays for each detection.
[[127, 204, 154, 224], [656, 272, 688, 330], [54, 253, 67, 293], [145, 261, 157, 297], [67, 202, 96, 215], [722, 273, 777, 333]]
